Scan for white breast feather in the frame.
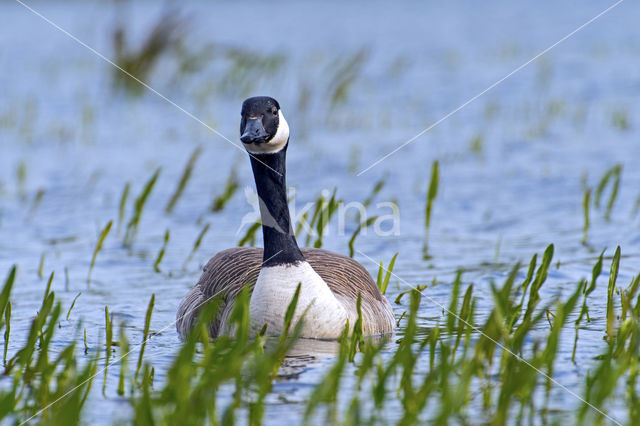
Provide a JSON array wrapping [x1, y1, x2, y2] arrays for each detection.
[[249, 261, 350, 339]]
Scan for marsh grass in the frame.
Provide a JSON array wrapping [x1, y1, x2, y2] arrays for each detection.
[[117, 182, 130, 236], [375, 253, 398, 294], [87, 220, 113, 284], [135, 294, 155, 380], [103, 306, 113, 396], [210, 165, 239, 213], [117, 323, 129, 396], [165, 147, 202, 214], [3, 300, 10, 365], [37, 252, 45, 279], [362, 174, 387, 209], [611, 108, 629, 131], [423, 160, 439, 258], [326, 49, 369, 110], [113, 10, 186, 95], [183, 223, 210, 269], [123, 169, 161, 248], [582, 187, 591, 245], [594, 164, 622, 221], [27, 188, 45, 219], [66, 292, 81, 320], [347, 216, 377, 258], [153, 230, 170, 273], [238, 220, 261, 247], [1, 238, 640, 424], [299, 189, 341, 248]]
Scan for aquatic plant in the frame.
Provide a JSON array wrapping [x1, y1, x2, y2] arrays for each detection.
[[183, 223, 210, 269], [594, 164, 622, 222], [611, 108, 629, 131], [123, 169, 161, 247], [423, 160, 439, 258], [297, 189, 341, 249], [375, 252, 398, 294], [326, 48, 369, 110], [362, 175, 387, 209], [103, 306, 113, 396], [470, 133, 484, 154], [117, 182, 130, 236], [0, 241, 639, 424], [210, 166, 239, 212], [135, 294, 155, 380], [87, 220, 113, 284], [238, 220, 261, 247], [348, 216, 377, 258], [153, 230, 170, 273], [165, 147, 202, 214], [27, 188, 45, 219], [3, 300, 10, 365], [117, 323, 130, 396], [314, 189, 340, 248], [0, 265, 97, 424], [37, 252, 45, 279], [112, 10, 186, 95], [66, 292, 82, 320], [606, 246, 620, 343], [582, 187, 591, 245]]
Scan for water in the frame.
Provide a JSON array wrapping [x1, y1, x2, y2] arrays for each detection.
[[1, 0, 639, 423]]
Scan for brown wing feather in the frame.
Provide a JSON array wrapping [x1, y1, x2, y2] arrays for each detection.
[[176, 247, 395, 338]]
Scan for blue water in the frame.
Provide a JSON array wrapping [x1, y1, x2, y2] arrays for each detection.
[[1, 0, 639, 423]]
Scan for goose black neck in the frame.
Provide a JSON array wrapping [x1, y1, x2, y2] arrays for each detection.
[[249, 146, 305, 267]]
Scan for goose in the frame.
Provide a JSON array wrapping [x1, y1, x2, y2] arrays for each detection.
[[176, 96, 395, 339]]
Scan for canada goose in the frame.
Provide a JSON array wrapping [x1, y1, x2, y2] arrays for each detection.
[[176, 96, 395, 339]]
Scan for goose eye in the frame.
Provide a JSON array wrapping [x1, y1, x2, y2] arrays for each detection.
[[272, 107, 278, 116]]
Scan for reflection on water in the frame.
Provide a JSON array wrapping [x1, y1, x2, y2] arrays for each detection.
[[1, 0, 639, 423]]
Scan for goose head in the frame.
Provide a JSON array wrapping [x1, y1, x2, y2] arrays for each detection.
[[240, 96, 290, 154]]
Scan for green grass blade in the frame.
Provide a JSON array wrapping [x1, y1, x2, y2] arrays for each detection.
[[582, 188, 591, 245], [183, 223, 210, 269], [123, 168, 161, 247], [3, 301, 10, 365], [136, 294, 155, 379], [117, 182, 130, 236], [423, 160, 439, 256], [118, 323, 129, 396], [88, 220, 113, 284], [166, 146, 202, 214], [66, 292, 82, 320], [210, 166, 239, 212], [348, 216, 377, 258], [153, 229, 170, 273], [606, 246, 620, 343]]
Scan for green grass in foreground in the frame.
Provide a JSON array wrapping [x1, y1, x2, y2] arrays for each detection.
[[0, 243, 639, 424]]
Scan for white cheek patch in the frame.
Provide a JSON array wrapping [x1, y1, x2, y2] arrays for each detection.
[[244, 111, 290, 154]]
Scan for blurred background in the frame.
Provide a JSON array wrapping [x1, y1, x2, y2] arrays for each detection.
[[1, 0, 639, 422]]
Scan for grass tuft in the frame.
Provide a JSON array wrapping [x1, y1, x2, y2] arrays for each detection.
[[423, 160, 439, 258]]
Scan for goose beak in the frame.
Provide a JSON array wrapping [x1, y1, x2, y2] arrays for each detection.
[[241, 118, 269, 144]]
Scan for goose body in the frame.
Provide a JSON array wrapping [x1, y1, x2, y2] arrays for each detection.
[[176, 97, 395, 339]]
